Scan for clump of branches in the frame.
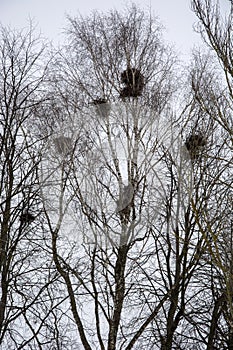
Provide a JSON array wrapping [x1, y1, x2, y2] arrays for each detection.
[[120, 67, 145, 97], [185, 132, 207, 159]]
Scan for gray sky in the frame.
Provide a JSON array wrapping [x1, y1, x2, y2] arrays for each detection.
[[0, 0, 217, 58]]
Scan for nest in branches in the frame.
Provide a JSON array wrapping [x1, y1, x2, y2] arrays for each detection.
[[116, 184, 134, 224], [20, 211, 35, 224], [121, 68, 144, 87], [117, 189, 133, 212], [54, 136, 72, 155], [93, 98, 108, 105], [120, 67, 144, 98], [120, 86, 144, 98], [185, 133, 207, 159], [93, 98, 111, 118]]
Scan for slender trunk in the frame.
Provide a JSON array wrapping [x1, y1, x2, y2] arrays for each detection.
[[161, 286, 180, 350], [0, 169, 13, 337], [51, 230, 92, 350], [206, 294, 225, 350], [108, 244, 128, 350]]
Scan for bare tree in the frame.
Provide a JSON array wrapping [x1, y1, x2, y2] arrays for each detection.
[[185, 1, 233, 348], [191, 0, 233, 139], [37, 5, 218, 349], [1, 3, 231, 349], [0, 24, 71, 349]]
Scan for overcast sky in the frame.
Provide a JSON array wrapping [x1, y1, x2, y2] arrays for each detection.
[[0, 0, 229, 59]]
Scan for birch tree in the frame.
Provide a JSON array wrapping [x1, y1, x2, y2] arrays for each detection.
[[38, 6, 213, 349]]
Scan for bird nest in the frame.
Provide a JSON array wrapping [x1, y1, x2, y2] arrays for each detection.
[[93, 98, 108, 105], [20, 211, 35, 224], [185, 133, 207, 159], [120, 67, 145, 98], [93, 98, 111, 117], [53, 136, 72, 155]]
